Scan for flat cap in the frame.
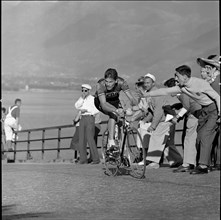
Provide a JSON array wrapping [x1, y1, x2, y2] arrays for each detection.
[[81, 84, 92, 90], [144, 73, 156, 82]]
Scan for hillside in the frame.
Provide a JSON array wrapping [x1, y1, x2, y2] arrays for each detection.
[[2, 1, 219, 90]]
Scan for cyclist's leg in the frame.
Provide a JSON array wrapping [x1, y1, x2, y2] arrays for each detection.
[[107, 118, 116, 146], [107, 101, 121, 146], [95, 98, 120, 147]]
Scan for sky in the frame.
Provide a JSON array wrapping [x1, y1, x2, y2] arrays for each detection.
[[2, 1, 220, 84]]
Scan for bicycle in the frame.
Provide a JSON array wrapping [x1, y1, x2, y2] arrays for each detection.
[[101, 111, 146, 179]]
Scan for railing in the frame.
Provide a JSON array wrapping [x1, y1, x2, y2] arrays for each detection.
[[3, 121, 183, 161]]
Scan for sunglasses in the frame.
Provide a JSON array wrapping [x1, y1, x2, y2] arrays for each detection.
[[82, 89, 89, 92]]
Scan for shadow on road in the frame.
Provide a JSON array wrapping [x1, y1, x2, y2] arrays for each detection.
[[2, 204, 53, 220]]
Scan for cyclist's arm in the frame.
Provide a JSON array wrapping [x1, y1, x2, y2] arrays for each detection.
[[124, 90, 139, 106], [98, 94, 118, 114]]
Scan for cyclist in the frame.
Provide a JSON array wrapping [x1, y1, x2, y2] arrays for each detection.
[[94, 68, 138, 149]]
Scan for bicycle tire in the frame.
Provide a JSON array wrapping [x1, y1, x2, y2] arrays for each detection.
[[124, 127, 146, 179], [101, 129, 119, 176]]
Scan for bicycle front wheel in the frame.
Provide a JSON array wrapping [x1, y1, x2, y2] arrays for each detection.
[[101, 129, 119, 176], [125, 127, 146, 179]]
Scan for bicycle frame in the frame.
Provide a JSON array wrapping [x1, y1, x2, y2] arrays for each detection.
[[102, 111, 146, 178], [116, 116, 132, 161]]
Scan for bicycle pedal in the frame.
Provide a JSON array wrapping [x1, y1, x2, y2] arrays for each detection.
[[104, 171, 111, 176]]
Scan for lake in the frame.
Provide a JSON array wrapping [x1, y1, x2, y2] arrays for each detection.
[[2, 89, 85, 129], [2, 89, 137, 129]]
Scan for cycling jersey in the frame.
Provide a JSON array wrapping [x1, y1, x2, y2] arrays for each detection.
[[94, 77, 130, 120], [95, 77, 130, 102]]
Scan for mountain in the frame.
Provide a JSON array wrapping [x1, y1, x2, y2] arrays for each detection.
[[2, 1, 220, 87]]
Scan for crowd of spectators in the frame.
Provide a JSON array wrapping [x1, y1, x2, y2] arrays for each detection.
[[134, 54, 220, 174]]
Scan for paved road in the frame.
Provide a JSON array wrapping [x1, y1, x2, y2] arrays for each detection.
[[2, 163, 220, 220]]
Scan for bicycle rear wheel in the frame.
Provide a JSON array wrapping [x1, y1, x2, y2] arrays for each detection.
[[101, 129, 119, 176], [125, 127, 146, 179]]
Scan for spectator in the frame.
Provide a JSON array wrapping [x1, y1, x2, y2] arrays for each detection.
[[1, 107, 7, 159], [75, 84, 101, 164], [131, 76, 152, 124], [142, 65, 220, 174], [164, 78, 202, 173], [130, 76, 153, 151], [4, 98, 22, 153], [131, 76, 183, 168], [197, 54, 220, 170], [138, 73, 176, 169]]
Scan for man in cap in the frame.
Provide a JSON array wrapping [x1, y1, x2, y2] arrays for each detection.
[[141, 65, 220, 174], [197, 55, 220, 170], [75, 84, 100, 164], [138, 73, 182, 169], [130, 76, 153, 150]]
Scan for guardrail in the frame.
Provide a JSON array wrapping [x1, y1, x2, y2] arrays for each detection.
[[3, 121, 183, 161]]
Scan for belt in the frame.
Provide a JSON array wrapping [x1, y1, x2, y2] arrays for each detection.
[[81, 114, 94, 116]]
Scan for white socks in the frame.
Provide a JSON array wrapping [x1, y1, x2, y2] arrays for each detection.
[[108, 139, 115, 147]]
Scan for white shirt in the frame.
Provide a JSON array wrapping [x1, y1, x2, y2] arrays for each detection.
[[75, 95, 100, 116]]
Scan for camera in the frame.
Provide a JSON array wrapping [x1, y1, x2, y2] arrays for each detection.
[[136, 81, 144, 87]]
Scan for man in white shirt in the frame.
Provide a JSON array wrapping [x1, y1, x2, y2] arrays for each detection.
[[75, 84, 101, 164]]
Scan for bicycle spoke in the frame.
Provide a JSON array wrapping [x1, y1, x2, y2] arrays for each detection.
[[125, 127, 146, 179], [101, 130, 119, 176]]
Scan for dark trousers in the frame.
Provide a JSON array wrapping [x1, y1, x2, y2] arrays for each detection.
[[70, 124, 101, 159], [79, 115, 100, 163], [196, 103, 218, 166], [70, 126, 80, 151], [164, 123, 183, 164], [211, 128, 220, 165], [216, 130, 220, 165]]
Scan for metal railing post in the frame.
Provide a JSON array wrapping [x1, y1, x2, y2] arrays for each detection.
[[27, 131, 31, 160], [42, 130, 45, 160], [57, 128, 61, 159], [13, 132, 17, 161], [74, 150, 78, 159]]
